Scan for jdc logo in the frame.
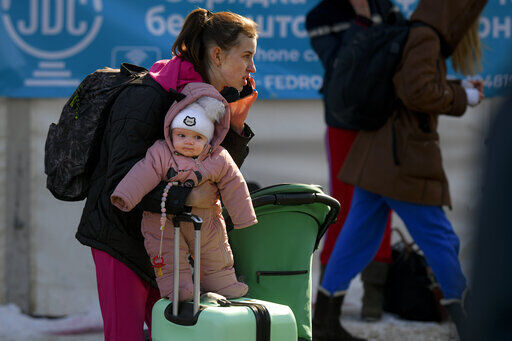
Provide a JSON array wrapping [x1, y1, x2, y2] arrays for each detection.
[[1, 0, 103, 59]]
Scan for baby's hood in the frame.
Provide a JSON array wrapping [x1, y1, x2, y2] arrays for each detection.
[[164, 82, 230, 153]]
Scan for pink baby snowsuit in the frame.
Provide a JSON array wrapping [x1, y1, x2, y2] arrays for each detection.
[[111, 82, 257, 301]]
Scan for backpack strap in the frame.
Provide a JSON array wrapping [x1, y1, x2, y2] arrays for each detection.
[[374, 0, 404, 24], [410, 20, 442, 40], [120, 63, 148, 77], [374, 0, 390, 18]]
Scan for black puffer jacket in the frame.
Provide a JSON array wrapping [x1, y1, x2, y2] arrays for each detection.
[[76, 74, 253, 286], [306, 0, 403, 129]]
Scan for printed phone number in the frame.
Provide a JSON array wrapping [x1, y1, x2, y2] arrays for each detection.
[[483, 73, 512, 89]]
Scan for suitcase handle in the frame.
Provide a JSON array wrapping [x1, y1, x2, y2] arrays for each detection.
[[217, 299, 271, 341], [245, 192, 340, 251], [171, 213, 203, 317]]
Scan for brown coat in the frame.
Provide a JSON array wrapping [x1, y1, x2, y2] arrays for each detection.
[[339, 0, 487, 207]]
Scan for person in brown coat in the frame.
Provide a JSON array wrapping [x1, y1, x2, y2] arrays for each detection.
[[314, 0, 487, 340]]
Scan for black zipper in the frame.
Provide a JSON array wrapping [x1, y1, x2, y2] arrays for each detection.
[[256, 270, 308, 284]]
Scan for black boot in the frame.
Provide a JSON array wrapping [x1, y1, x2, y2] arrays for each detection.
[[442, 291, 471, 340], [313, 290, 366, 341], [444, 302, 467, 340], [361, 261, 389, 321]]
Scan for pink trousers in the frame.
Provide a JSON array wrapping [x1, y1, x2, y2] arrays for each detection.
[[92, 248, 161, 341]]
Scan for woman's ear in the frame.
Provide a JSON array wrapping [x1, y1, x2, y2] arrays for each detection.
[[210, 46, 224, 67]]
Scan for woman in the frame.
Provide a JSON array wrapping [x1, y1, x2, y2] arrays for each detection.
[[314, 0, 487, 340], [75, 9, 258, 341]]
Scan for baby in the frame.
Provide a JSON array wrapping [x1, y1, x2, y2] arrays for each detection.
[[111, 82, 257, 301]]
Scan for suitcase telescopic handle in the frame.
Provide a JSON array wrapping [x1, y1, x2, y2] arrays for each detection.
[[172, 213, 203, 230], [171, 213, 203, 316]]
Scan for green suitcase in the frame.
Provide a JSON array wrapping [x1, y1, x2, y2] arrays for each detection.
[[151, 213, 297, 341], [152, 296, 297, 340], [228, 184, 340, 341]]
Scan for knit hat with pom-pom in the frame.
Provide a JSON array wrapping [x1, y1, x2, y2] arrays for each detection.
[[171, 96, 226, 142]]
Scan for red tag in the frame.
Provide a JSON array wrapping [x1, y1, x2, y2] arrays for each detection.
[[152, 256, 165, 268]]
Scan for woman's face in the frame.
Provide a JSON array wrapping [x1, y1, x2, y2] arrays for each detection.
[[208, 34, 257, 92]]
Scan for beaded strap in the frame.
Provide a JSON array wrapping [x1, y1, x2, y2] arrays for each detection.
[[152, 181, 175, 277]]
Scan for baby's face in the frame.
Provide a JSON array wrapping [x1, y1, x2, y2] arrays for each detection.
[[171, 128, 208, 157]]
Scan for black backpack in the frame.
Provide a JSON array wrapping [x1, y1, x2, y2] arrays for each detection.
[[325, 20, 417, 130], [44, 63, 149, 201], [383, 229, 447, 322]]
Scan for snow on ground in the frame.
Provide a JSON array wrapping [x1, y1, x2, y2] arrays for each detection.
[[0, 278, 458, 341], [0, 303, 103, 341], [0, 304, 457, 341], [340, 276, 456, 341], [0, 254, 458, 340]]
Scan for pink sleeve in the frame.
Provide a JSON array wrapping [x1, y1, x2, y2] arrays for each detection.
[[215, 150, 257, 229], [111, 141, 169, 212]]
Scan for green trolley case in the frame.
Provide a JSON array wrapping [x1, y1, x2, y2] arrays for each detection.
[[227, 184, 340, 341], [151, 213, 297, 341]]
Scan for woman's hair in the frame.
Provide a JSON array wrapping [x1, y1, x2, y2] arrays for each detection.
[[451, 18, 482, 76], [172, 9, 258, 82]]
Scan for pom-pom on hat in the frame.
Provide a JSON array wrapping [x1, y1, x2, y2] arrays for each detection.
[[171, 96, 226, 142]]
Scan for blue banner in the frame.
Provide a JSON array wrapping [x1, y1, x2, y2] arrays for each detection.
[[0, 0, 510, 98]]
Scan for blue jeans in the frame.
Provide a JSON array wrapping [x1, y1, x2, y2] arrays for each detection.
[[321, 187, 467, 300]]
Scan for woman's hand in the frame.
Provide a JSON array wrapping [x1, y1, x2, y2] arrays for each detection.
[[470, 80, 485, 103], [228, 77, 258, 135]]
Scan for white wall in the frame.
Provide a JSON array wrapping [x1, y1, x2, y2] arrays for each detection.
[[0, 96, 502, 315], [30, 99, 98, 316]]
